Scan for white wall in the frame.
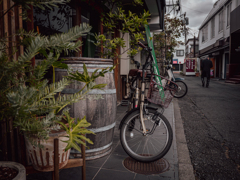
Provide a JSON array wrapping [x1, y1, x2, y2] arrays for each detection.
[[199, 0, 238, 51], [120, 33, 130, 75], [173, 44, 185, 64], [120, 33, 141, 75]]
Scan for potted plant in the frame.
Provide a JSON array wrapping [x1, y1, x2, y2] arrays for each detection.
[[195, 68, 200, 77], [2, 21, 114, 171], [0, 161, 26, 180]]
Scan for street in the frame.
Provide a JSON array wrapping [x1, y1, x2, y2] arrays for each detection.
[[175, 74, 240, 180]]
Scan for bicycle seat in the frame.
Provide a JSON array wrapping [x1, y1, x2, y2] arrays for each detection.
[[128, 69, 151, 77], [128, 69, 139, 76]]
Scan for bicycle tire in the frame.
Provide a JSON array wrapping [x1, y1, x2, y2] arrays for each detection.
[[120, 109, 173, 162], [171, 80, 188, 98]]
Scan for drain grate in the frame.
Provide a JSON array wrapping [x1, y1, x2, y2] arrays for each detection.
[[123, 157, 170, 175]]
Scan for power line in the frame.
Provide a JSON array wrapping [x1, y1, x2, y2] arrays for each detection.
[[181, 5, 208, 14]]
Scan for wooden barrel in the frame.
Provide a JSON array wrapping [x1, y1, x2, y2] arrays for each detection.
[[55, 57, 116, 160]]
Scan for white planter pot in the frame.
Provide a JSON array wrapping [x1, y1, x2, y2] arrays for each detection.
[[0, 161, 26, 180], [25, 130, 70, 172]]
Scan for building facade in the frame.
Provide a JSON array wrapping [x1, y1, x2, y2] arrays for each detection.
[[198, 0, 240, 80], [185, 38, 199, 58], [172, 44, 185, 72]]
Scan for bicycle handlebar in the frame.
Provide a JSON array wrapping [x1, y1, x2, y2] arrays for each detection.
[[138, 42, 147, 49]]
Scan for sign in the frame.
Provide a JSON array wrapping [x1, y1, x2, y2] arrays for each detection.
[[173, 59, 178, 64], [186, 59, 195, 72]]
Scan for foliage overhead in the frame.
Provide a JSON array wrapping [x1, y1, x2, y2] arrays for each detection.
[[94, 0, 150, 59], [154, 15, 188, 61]]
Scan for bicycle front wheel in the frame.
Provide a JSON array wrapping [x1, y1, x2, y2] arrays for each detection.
[[171, 80, 188, 98], [120, 109, 173, 162]]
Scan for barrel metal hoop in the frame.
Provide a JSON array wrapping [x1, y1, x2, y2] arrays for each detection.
[[88, 122, 116, 133], [85, 142, 113, 153], [70, 142, 113, 154], [55, 69, 114, 73], [61, 89, 116, 94]]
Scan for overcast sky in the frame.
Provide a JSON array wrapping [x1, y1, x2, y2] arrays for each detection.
[[180, 0, 216, 38]]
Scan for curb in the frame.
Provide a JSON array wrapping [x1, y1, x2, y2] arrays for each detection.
[[173, 99, 195, 180]]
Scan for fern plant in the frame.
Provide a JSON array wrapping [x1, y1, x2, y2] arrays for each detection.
[[59, 111, 94, 153], [1, 0, 116, 152], [7, 63, 113, 150]]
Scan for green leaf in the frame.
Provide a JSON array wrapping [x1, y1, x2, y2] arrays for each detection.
[[92, 84, 107, 89], [52, 61, 68, 69]]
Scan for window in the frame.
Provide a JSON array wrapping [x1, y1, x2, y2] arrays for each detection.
[[202, 24, 208, 42], [195, 45, 199, 53], [237, 0, 240, 6], [219, 11, 223, 32], [227, 3, 232, 27], [211, 16, 215, 38], [176, 50, 184, 56]]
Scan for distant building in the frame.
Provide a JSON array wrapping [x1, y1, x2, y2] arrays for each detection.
[[185, 38, 199, 58], [198, 0, 240, 83], [172, 44, 185, 72]]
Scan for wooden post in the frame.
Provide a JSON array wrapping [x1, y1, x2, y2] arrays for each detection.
[[3, 0, 9, 54], [74, 5, 82, 57], [1, 121, 8, 161], [18, 6, 23, 55], [81, 144, 86, 180], [100, 18, 103, 57], [27, 5, 35, 67], [114, 29, 121, 102], [53, 139, 59, 180], [9, 119, 15, 161]]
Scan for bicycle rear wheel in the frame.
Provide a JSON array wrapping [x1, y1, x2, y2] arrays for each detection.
[[120, 109, 173, 162], [170, 80, 188, 98]]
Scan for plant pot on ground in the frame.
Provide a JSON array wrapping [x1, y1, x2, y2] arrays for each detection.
[[0, 161, 26, 180], [23, 111, 93, 172]]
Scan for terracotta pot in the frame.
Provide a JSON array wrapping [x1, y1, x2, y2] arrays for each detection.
[[0, 161, 26, 180], [25, 130, 70, 172]]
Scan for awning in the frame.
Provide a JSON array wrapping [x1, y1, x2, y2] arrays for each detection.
[[199, 45, 229, 57], [120, 0, 166, 31], [145, 0, 166, 31]]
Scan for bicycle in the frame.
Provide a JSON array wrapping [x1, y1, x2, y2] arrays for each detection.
[[119, 42, 178, 162], [165, 62, 188, 98]]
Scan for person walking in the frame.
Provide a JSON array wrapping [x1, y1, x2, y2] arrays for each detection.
[[201, 56, 213, 87]]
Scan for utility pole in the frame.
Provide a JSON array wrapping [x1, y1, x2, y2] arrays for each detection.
[[184, 13, 187, 45], [193, 35, 196, 58]]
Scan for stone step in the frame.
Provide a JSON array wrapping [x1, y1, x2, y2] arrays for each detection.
[[229, 78, 240, 81], [233, 75, 240, 78], [225, 80, 240, 84]]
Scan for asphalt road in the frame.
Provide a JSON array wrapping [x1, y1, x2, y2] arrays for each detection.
[[175, 74, 240, 180]]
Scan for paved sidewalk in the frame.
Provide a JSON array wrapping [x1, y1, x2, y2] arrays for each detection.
[[82, 103, 179, 180], [27, 100, 194, 180]]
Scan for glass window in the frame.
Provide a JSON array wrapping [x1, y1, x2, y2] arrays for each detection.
[[33, 4, 77, 57], [33, 2, 101, 58], [227, 3, 232, 27], [202, 24, 208, 42], [176, 50, 184, 56], [219, 11, 223, 32], [211, 16, 215, 38], [237, 0, 240, 6]]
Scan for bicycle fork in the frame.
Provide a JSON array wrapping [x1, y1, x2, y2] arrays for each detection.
[[140, 82, 147, 134]]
